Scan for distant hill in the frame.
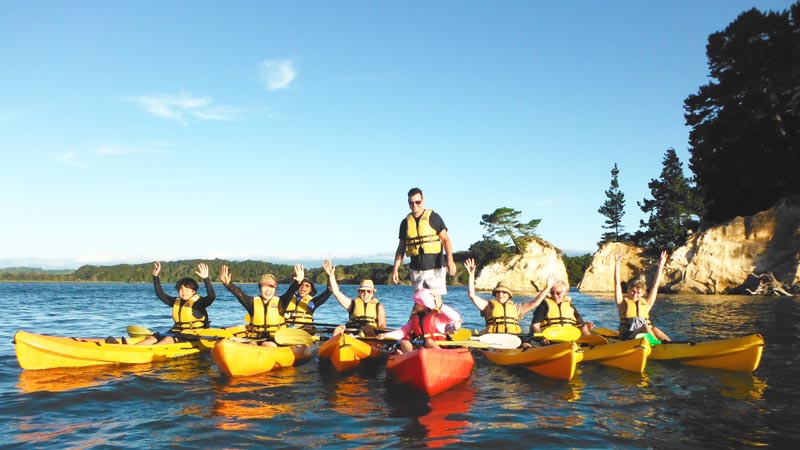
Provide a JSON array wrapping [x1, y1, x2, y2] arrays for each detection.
[[0, 259, 405, 284]]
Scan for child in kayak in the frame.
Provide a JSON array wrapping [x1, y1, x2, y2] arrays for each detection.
[[219, 265, 289, 347], [377, 288, 462, 353], [614, 249, 671, 341]]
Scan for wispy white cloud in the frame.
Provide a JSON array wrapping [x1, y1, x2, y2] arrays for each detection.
[[56, 152, 88, 168], [259, 59, 297, 91], [125, 94, 243, 123]]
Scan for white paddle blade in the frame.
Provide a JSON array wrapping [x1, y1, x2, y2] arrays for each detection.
[[474, 333, 521, 349]]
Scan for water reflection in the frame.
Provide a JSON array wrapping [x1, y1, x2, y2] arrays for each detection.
[[386, 382, 475, 448], [210, 367, 299, 429], [16, 364, 156, 393]]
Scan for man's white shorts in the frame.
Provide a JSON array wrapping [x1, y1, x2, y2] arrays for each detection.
[[409, 267, 447, 295]]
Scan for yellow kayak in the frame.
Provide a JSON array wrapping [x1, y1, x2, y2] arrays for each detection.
[[481, 341, 582, 380], [648, 334, 765, 372], [579, 337, 652, 373], [318, 333, 388, 372], [211, 338, 319, 377], [14, 330, 202, 371]]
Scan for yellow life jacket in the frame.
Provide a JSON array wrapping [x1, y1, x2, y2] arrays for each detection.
[[347, 297, 380, 328], [404, 209, 442, 257], [541, 297, 578, 328], [285, 294, 314, 326], [249, 296, 285, 338], [618, 298, 652, 327], [484, 300, 522, 334], [171, 294, 207, 331]]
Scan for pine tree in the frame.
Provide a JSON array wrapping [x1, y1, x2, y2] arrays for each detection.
[[479, 207, 541, 254], [597, 163, 627, 242], [635, 149, 703, 251]]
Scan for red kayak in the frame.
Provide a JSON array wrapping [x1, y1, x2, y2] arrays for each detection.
[[386, 347, 474, 397]]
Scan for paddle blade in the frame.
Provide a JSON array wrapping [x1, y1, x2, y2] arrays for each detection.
[[635, 332, 662, 346], [473, 333, 521, 349], [438, 340, 492, 349], [449, 328, 472, 341], [126, 325, 155, 338], [536, 325, 582, 342], [273, 328, 318, 345]]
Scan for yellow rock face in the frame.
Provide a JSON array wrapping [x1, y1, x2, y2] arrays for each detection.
[[578, 201, 800, 294]]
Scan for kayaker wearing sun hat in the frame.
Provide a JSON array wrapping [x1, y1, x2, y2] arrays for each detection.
[[464, 258, 551, 335], [378, 288, 462, 353], [322, 260, 387, 331]]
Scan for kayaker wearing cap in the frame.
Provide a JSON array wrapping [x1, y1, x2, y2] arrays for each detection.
[[464, 258, 549, 335], [529, 279, 594, 343], [219, 265, 287, 347], [614, 249, 671, 341], [378, 288, 462, 353], [281, 264, 332, 328], [322, 260, 387, 331], [391, 187, 456, 295], [132, 261, 216, 345]]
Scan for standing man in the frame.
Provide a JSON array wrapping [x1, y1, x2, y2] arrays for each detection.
[[391, 187, 456, 294]]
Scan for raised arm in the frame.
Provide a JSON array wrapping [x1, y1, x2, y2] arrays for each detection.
[[646, 250, 668, 307], [613, 250, 624, 307], [219, 265, 254, 311], [518, 276, 555, 318], [464, 258, 488, 311], [323, 259, 352, 310]]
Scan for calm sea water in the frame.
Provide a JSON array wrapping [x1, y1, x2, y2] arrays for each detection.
[[1, 282, 798, 449]]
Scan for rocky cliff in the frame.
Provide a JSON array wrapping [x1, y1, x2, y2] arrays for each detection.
[[578, 200, 800, 295], [474, 236, 568, 294]]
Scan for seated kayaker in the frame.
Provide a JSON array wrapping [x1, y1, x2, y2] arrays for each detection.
[[614, 249, 671, 341], [464, 258, 549, 336], [117, 261, 216, 345], [377, 288, 462, 353], [529, 279, 593, 344], [281, 264, 333, 329], [322, 259, 387, 332], [220, 265, 287, 347]]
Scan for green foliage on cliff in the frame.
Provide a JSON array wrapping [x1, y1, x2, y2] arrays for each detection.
[[564, 253, 592, 286]]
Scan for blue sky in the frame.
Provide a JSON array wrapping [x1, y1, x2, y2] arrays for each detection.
[[1, 1, 794, 270]]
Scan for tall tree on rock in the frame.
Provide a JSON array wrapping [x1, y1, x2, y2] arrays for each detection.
[[479, 207, 541, 254], [598, 163, 628, 243], [685, 3, 800, 223], [636, 149, 703, 252]]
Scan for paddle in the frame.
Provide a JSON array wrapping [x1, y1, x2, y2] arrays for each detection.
[[593, 327, 620, 338], [437, 340, 494, 349], [273, 328, 321, 345], [472, 333, 522, 349], [635, 332, 662, 346], [127, 325, 156, 337], [532, 325, 582, 342]]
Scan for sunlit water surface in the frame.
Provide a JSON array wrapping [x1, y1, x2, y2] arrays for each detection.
[[1, 282, 798, 449]]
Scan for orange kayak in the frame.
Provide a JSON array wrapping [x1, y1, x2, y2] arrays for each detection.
[[317, 333, 388, 372], [14, 330, 201, 370], [648, 334, 764, 371], [211, 338, 318, 377], [481, 341, 581, 380], [386, 347, 474, 396]]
